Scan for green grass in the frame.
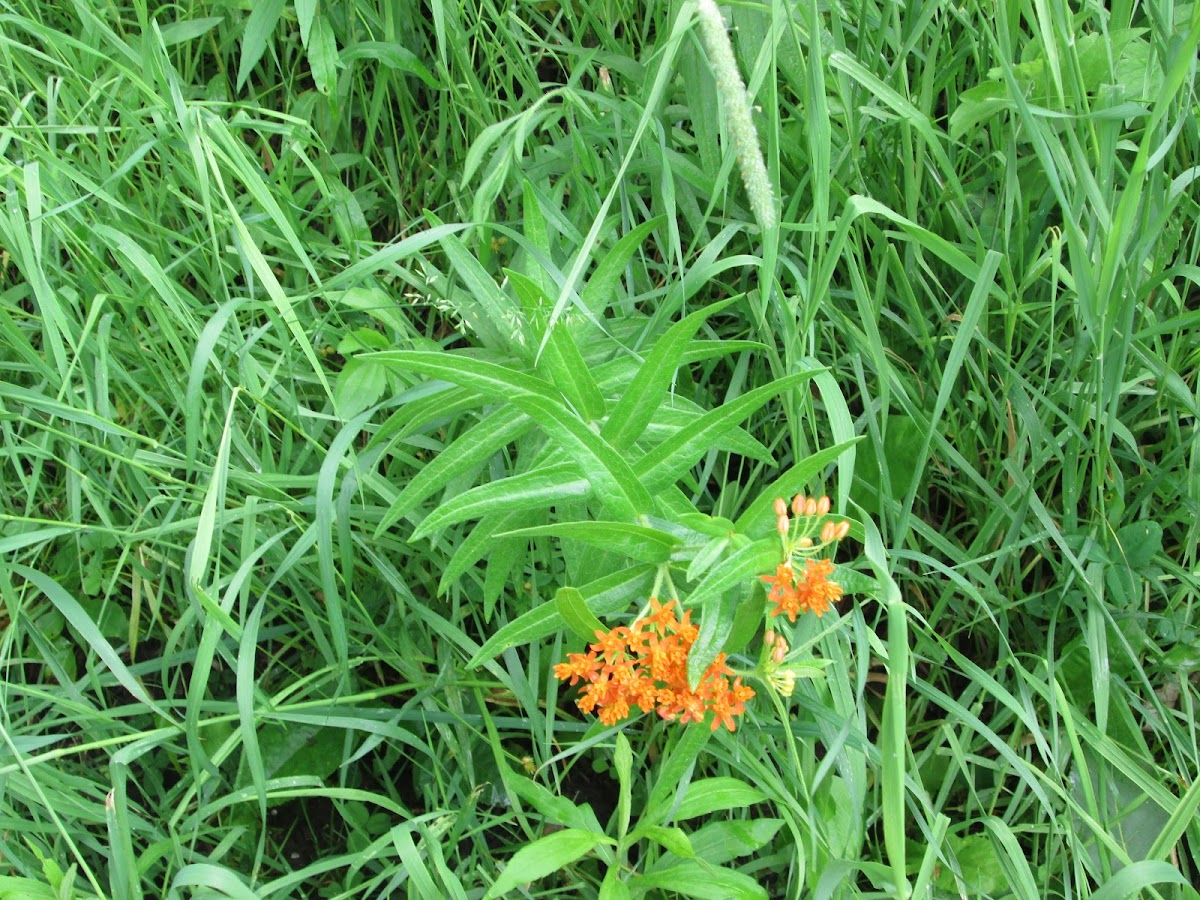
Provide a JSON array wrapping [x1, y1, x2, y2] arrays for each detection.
[[1, 0, 1198, 897]]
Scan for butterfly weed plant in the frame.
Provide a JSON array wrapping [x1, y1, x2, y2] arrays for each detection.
[[1, 0, 1198, 897]]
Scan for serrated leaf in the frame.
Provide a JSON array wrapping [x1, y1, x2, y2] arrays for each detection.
[[411, 462, 589, 541], [467, 565, 655, 667], [634, 372, 818, 493], [236, 0, 286, 92], [556, 586, 606, 643], [483, 829, 610, 899], [499, 522, 680, 564]]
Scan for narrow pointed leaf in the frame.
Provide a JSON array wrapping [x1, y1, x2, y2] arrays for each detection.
[[635, 372, 818, 494], [376, 407, 533, 535], [602, 298, 739, 450], [498, 522, 680, 564], [412, 462, 588, 541]]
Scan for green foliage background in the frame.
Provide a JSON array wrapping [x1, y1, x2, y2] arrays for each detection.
[[1, 0, 1198, 897]]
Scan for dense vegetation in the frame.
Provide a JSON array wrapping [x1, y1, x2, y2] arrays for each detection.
[[1, 0, 1198, 896]]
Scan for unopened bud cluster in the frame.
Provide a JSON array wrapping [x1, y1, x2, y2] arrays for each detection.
[[761, 495, 849, 622]]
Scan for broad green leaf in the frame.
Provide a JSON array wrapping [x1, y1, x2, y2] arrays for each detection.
[[1114, 520, 1162, 568], [467, 565, 655, 667], [602, 298, 739, 450], [686, 819, 783, 865], [236, 0, 286, 91], [614, 732, 633, 839], [599, 870, 633, 900], [376, 407, 533, 534], [638, 825, 694, 858], [482, 829, 610, 899], [334, 357, 388, 419], [631, 861, 768, 900], [501, 769, 603, 834], [673, 777, 768, 821], [411, 462, 588, 541], [686, 587, 737, 691], [159, 16, 224, 46], [683, 539, 779, 618], [295, 0, 317, 46], [634, 372, 818, 493], [556, 586, 606, 643], [308, 15, 339, 95], [498, 522, 679, 564]]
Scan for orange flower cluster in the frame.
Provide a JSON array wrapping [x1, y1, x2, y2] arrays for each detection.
[[553, 599, 755, 731], [761, 558, 843, 621]]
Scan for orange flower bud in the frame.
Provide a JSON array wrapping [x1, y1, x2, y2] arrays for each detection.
[[773, 497, 787, 517], [791, 494, 805, 516], [764, 629, 776, 646], [820, 521, 836, 543], [797, 536, 813, 549], [772, 643, 787, 663], [804, 497, 818, 517], [816, 496, 831, 516], [777, 514, 789, 536], [835, 521, 851, 540]]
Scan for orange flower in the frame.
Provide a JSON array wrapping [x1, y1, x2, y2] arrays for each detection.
[[554, 598, 754, 731], [762, 558, 843, 621]]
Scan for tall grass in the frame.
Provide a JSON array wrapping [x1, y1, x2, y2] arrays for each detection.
[[1, 0, 1198, 897]]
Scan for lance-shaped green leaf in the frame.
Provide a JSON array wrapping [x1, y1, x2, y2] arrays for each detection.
[[509, 392, 652, 519], [368, 350, 557, 403], [579, 217, 664, 317], [556, 586, 606, 643], [412, 461, 588, 541], [498, 521, 680, 564], [466, 565, 655, 667], [425, 210, 524, 352], [441, 509, 529, 593], [364, 384, 481, 452], [482, 829, 612, 899], [508, 269, 607, 421], [375, 407, 534, 536], [635, 371, 819, 494], [602, 298, 739, 450]]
